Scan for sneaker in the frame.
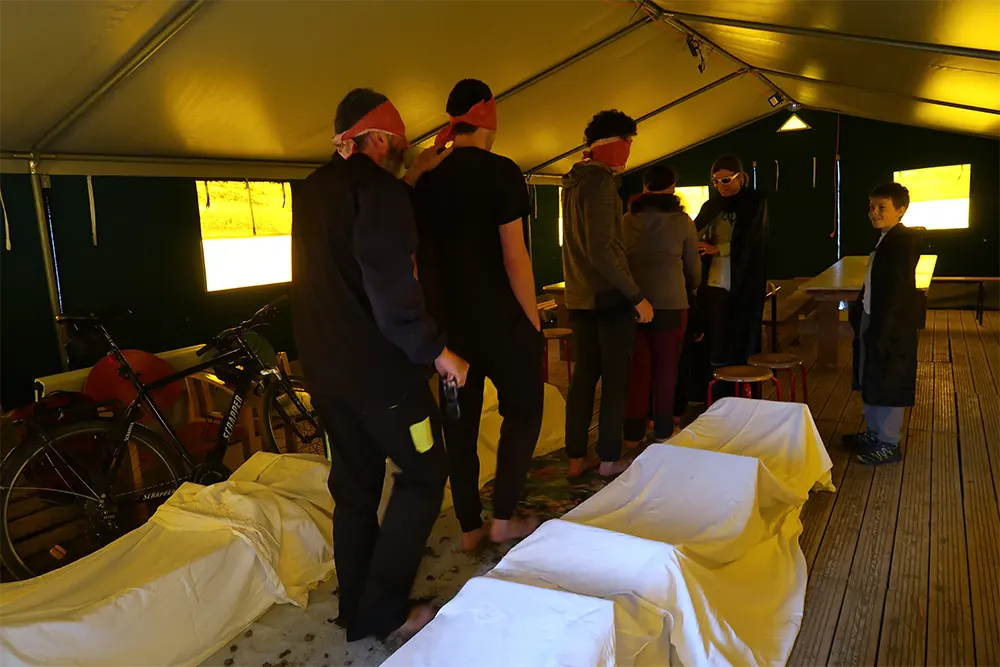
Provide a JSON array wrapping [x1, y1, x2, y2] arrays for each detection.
[[842, 430, 879, 453], [856, 442, 901, 465]]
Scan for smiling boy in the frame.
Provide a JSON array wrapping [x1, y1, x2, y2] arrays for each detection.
[[846, 182, 922, 464]]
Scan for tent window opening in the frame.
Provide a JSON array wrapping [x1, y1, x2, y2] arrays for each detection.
[[893, 164, 971, 231], [197, 180, 292, 292], [676, 186, 711, 218]]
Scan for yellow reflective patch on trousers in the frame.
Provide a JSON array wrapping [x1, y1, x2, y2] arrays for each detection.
[[409, 417, 434, 454]]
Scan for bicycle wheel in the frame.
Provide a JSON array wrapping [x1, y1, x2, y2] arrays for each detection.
[[0, 420, 186, 580], [260, 377, 327, 459]]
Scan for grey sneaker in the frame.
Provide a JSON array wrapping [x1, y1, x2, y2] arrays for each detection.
[[842, 430, 879, 453], [857, 442, 901, 465]]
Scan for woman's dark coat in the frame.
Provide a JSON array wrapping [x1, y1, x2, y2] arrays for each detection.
[[693, 187, 769, 365]]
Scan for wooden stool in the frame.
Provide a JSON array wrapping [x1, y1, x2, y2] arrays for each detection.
[[748, 352, 809, 403], [707, 365, 781, 406], [542, 328, 573, 383]]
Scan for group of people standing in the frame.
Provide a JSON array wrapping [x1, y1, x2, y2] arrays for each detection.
[[289, 82, 768, 643], [560, 109, 768, 478]]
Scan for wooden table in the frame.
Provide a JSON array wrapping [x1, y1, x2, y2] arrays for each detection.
[[542, 281, 568, 329], [799, 255, 937, 369]]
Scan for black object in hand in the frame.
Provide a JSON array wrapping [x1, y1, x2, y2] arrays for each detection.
[[443, 379, 461, 420]]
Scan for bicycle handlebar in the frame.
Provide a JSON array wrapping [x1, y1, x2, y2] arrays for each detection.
[[196, 295, 289, 357]]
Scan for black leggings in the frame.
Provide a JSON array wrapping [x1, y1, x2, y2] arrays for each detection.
[[442, 321, 544, 533]]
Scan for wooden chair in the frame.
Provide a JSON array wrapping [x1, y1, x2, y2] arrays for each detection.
[[748, 352, 808, 403], [707, 365, 781, 407], [542, 328, 573, 383]]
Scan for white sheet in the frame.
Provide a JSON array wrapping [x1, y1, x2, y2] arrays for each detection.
[[387, 398, 834, 667], [0, 453, 334, 667], [1, 381, 567, 667]]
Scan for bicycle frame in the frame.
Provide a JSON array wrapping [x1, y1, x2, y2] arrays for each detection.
[[96, 327, 272, 500]]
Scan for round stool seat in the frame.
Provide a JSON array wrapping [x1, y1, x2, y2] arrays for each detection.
[[544, 328, 573, 340], [748, 352, 803, 370], [713, 365, 774, 383]]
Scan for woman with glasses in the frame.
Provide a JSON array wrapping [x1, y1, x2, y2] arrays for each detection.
[[692, 154, 769, 396]]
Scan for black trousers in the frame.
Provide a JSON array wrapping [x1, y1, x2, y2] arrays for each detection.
[[699, 285, 760, 399], [316, 385, 448, 641], [444, 321, 544, 533], [565, 305, 636, 462]]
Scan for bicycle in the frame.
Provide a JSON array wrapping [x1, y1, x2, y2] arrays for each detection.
[[0, 296, 324, 580]]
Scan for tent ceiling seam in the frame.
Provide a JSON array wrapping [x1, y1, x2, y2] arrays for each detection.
[[620, 106, 787, 177], [409, 15, 653, 147], [758, 68, 1000, 116], [524, 68, 750, 175], [30, 0, 206, 153], [661, 9, 1000, 62], [638, 1, 796, 106]]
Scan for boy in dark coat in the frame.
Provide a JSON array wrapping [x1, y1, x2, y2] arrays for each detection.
[[846, 182, 922, 465]]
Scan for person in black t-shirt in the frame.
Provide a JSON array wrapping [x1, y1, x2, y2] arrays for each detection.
[[292, 88, 467, 642], [414, 79, 544, 551]]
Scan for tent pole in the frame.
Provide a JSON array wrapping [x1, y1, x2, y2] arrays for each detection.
[[658, 9, 1000, 62], [31, 0, 206, 152], [525, 68, 748, 175], [29, 160, 69, 371], [409, 16, 653, 146], [754, 68, 1000, 116]]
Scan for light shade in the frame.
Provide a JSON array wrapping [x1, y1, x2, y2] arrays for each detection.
[[777, 113, 811, 132]]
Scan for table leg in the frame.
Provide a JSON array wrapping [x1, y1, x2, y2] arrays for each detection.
[[554, 293, 569, 361], [816, 300, 839, 369]]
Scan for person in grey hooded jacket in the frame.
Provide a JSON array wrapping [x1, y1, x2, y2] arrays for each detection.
[[621, 165, 701, 446], [561, 109, 651, 478]]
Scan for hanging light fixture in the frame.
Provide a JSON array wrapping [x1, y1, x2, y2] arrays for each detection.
[[777, 113, 811, 132]]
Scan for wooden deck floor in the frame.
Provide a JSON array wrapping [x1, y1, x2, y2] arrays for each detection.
[[773, 309, 1000, 667]]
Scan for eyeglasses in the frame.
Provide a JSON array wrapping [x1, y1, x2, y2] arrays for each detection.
[[712, 175, 740, 186]]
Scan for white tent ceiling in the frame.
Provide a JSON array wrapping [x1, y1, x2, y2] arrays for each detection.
[[1, 0, 998, 180]]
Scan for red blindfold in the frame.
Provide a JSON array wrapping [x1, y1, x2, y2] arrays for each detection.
[[434, 98, 498, 147], [335, 100, 408, 148], [584, 139, 632, 169]]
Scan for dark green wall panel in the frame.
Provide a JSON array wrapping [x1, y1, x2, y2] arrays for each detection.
[[0, 174, 62, 408]]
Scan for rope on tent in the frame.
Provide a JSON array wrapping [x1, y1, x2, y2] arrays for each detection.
[[87, 175, 98, 246], [812, 157, 817, 188], [1, 186, 10, 251], [831, 113, 841, 241], [774, 160, 780, 192], [203, 180, 211, 208], [245, 180, 257, 236], [282, 181, 287, 208]]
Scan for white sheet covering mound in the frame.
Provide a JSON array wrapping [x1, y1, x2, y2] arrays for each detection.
[[0, 453, 335, 667], [385, 398, 834, 667], [0, 381, 567, 667]]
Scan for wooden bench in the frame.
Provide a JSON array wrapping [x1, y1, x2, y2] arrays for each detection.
[[764, 281, 816, 351], [930, 276, 999, 325]]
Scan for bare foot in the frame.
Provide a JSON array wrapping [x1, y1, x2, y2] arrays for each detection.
[[389, 603, 436, 640], [490, 514, 541, 544], [598, 457, 633, 477], [459, 525, 487, 552], [568, 457, 589, 477]]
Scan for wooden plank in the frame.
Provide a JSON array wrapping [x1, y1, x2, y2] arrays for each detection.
[[956, 397, 1000, 666], [910, 362, 934, 432], [807, 337, 853, 420], [877, 430, 931, 667], [979, 388, 1000, 511], [820, 356, 856, 422], [962, 311, 998, 395], [828, 432, 906, 666], [948, 311, 968, 366], [800, 419, 855, 569], [978, 319, 1000, 394], [788, 422, 875, 666], [933, 363, 956, 433], [932, 310, 950, 362], [927, 431, 975, 666], [918, 310, 934, 362]]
